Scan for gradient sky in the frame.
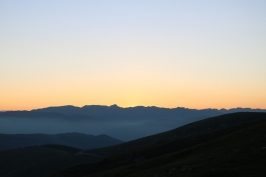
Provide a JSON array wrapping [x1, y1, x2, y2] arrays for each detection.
[[1, 0, 266, 110]]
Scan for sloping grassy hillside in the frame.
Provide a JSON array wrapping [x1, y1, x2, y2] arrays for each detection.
[[0, 147, 102, 177], [50, 112, 266, 177], [84, 120, 266, 177], [0, 132, 123, 150], [86, 112, 266, 157]]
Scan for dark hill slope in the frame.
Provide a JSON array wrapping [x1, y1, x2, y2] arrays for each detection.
[[85, 112, 266, 157], [55, 116, 266, 177], [50, 112, 266, 177], [39, 144, 82, 153], [87, 119, 266, 177], [0, 133, 123, 150], [0, 147, 102, 177]]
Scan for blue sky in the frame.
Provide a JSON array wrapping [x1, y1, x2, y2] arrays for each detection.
[[1, 0, 266, 110]]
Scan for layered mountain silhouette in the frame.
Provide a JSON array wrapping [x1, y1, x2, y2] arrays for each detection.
[[83, 112, 266, 156], [1, 105, 265, 141], [49, 112, 266, 177], [1, 112, 266, 177]]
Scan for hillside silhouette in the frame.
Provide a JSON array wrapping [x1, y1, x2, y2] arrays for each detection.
[[0, 133, 123, 150], [1, 112, 266, 177], [0, 146, 102, 177], [49, 112, 266, 177]]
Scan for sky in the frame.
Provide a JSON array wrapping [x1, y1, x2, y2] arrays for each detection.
[[1, 0, 266, 110]]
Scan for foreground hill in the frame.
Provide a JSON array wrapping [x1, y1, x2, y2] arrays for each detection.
[[0, 133, 123, 150], [0, 146, 103, 177], [50, 112, 266, 177], [83, 118, 266, 177], [85, 112, 266, 157]]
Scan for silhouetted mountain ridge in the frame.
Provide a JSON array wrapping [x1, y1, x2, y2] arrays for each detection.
[[51, 112, 266, 177], [32, 105, 266, 117], [84, 112, 266, 157], [1, 106, 266, 141]]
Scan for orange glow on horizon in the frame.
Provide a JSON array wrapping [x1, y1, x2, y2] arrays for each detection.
[[1, 1, 266, 111], [1, 71, 266, 111]]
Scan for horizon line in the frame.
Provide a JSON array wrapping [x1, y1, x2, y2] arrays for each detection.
[[1, 104, 266, 112]]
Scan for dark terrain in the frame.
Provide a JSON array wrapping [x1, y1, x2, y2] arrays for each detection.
[[0, 133, 122, 177], [0, 145, 103, 177], [0, 132, 123, 150], [49, 112, 266, 177], [1, 112, 265, 177]]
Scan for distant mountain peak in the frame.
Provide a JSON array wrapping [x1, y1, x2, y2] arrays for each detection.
[[110, 104, 120, 108]]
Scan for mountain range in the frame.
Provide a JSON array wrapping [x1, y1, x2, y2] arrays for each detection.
[[1, 105, 265, 141], [1, 112, 266, 177]]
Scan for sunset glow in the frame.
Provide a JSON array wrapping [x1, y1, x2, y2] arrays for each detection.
[[1, 0, 266, 110]]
